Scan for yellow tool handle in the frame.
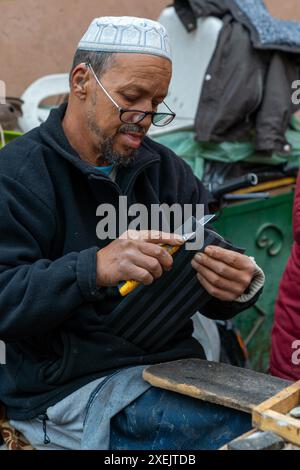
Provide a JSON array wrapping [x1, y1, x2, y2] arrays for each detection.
[[119, 244, 180, 296], [119, 280, 140, 296]]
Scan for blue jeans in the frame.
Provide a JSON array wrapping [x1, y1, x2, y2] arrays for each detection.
[[11, 366, 251, 450], [110, 386, 252, 450]]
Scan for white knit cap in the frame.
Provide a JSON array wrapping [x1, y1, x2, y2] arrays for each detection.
[[78, 16, 172, 62]]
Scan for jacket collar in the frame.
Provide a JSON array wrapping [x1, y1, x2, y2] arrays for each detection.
[[39, 103, 161, 189]]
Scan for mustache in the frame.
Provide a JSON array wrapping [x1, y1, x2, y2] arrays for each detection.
[[118, 123, 146, 136]]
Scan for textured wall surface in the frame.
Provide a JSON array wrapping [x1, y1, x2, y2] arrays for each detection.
[[265, 0, 300, 20], [0, 0, 299, 97], [0, 0, 170, 96]]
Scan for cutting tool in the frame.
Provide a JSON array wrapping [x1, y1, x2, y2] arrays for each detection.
[[118, 214, 215, 296]]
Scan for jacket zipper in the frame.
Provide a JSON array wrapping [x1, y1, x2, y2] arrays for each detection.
[[123, 159, 159, 195], [89, 158, 159, 196]]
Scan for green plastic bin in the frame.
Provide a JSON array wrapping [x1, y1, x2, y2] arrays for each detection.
[[213, 190, 294, 372]]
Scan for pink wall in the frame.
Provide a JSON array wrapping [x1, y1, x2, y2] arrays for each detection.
[[0, 0, 170, 96], [265, 0, 300, 20], [0, 0, 299, 97]]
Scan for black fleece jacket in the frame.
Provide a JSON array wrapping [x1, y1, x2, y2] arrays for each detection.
[[0, 105, 259, 419]]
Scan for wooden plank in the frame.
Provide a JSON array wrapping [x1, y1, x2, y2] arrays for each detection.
[[143, 359, 291, 413], [272, 392, 300, 414], [220, 429, 300, 451], [253, 381, 300, 415], [252, 380, 300, 446], [253, 410, 300, 446]]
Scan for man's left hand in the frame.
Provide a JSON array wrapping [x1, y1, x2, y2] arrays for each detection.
[[191, 245, 256, 302]]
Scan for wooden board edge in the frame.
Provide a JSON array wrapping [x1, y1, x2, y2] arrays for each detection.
[[253, 409, 300, 446], [253, 380, 300, 415], [143, 369, 252, 413]]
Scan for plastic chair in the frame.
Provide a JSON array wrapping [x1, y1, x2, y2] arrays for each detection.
[[18, 74, 69, 133], [149, 6, 223, 137]]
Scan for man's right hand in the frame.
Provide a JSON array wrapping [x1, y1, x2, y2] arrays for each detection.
[[96, 230, 184, 287]]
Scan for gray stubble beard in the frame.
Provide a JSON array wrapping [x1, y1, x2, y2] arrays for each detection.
[[86, 105, 143, 167]]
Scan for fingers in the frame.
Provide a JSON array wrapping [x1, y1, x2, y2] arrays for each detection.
[[204, 245, 254, 272], [130, 251, 164, 281], [139, 242, 174, 271], [120, 229, 184, 246], [193, 252, 238, 281], [191, 260, 247, 296], [192, 252, 254, 287], [191, 247, 255, 302], [196, 272, 238, 302], [119, 246, 170, 285], [122, 265, 154, 286], [116, 232, 180, 286], [145, 230, 184, 246]]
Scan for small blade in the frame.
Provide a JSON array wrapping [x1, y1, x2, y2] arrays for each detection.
[[198, 214, 216, 226], [182, 214, 216, 241], [182, 231, 196, 242]]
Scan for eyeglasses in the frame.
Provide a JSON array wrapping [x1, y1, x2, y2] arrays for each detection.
[[86, 62, 176, 127]]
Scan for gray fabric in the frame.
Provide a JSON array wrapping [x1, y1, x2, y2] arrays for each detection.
[[9, 377, 105, 450], [234, 0, 300, 48], [9, 365, 150, 450], [82, 365, 150, 449]]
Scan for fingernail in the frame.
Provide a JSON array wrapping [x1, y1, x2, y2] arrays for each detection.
[[205, 247, 213, 256], [195, 253, 203, 263], [172, 237, 184, 244]]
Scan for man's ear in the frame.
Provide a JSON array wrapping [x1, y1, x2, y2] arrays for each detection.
[[71, 64, 90, 100]]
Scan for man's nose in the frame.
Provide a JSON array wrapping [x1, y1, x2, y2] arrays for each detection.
[[139, 112, 152, 129]]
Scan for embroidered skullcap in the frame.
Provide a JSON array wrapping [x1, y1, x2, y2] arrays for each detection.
[[78, 16, 172, 61]]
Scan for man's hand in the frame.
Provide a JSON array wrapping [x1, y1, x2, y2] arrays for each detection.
[[96, 230, 184, 287], [191, 245, 255, 302]]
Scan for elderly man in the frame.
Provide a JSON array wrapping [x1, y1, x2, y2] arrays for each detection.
[[0, 17, 264, 450]]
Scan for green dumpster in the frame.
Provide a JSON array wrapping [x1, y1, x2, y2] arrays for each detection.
[[213, 190, 294, 372], [0, 130, 22, 149]]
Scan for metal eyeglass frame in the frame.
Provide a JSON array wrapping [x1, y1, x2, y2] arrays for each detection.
[[86, 61, 176, 127]]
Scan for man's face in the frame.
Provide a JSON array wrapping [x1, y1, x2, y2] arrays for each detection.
[[79, 53, 172, 166]]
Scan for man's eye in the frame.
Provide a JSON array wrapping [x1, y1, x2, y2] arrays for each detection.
[[122, 94, 137, 103]]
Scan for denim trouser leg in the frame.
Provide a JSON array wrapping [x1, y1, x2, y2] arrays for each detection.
[[110, 386, 252, 450]]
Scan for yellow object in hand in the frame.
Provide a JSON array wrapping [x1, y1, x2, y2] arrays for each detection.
[[118, 244, 181, 296], [118, 214, 215, 296]]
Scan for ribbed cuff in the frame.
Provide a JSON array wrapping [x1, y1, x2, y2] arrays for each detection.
[[76, 247, 106, 302], [235, 257, 265, 303]]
